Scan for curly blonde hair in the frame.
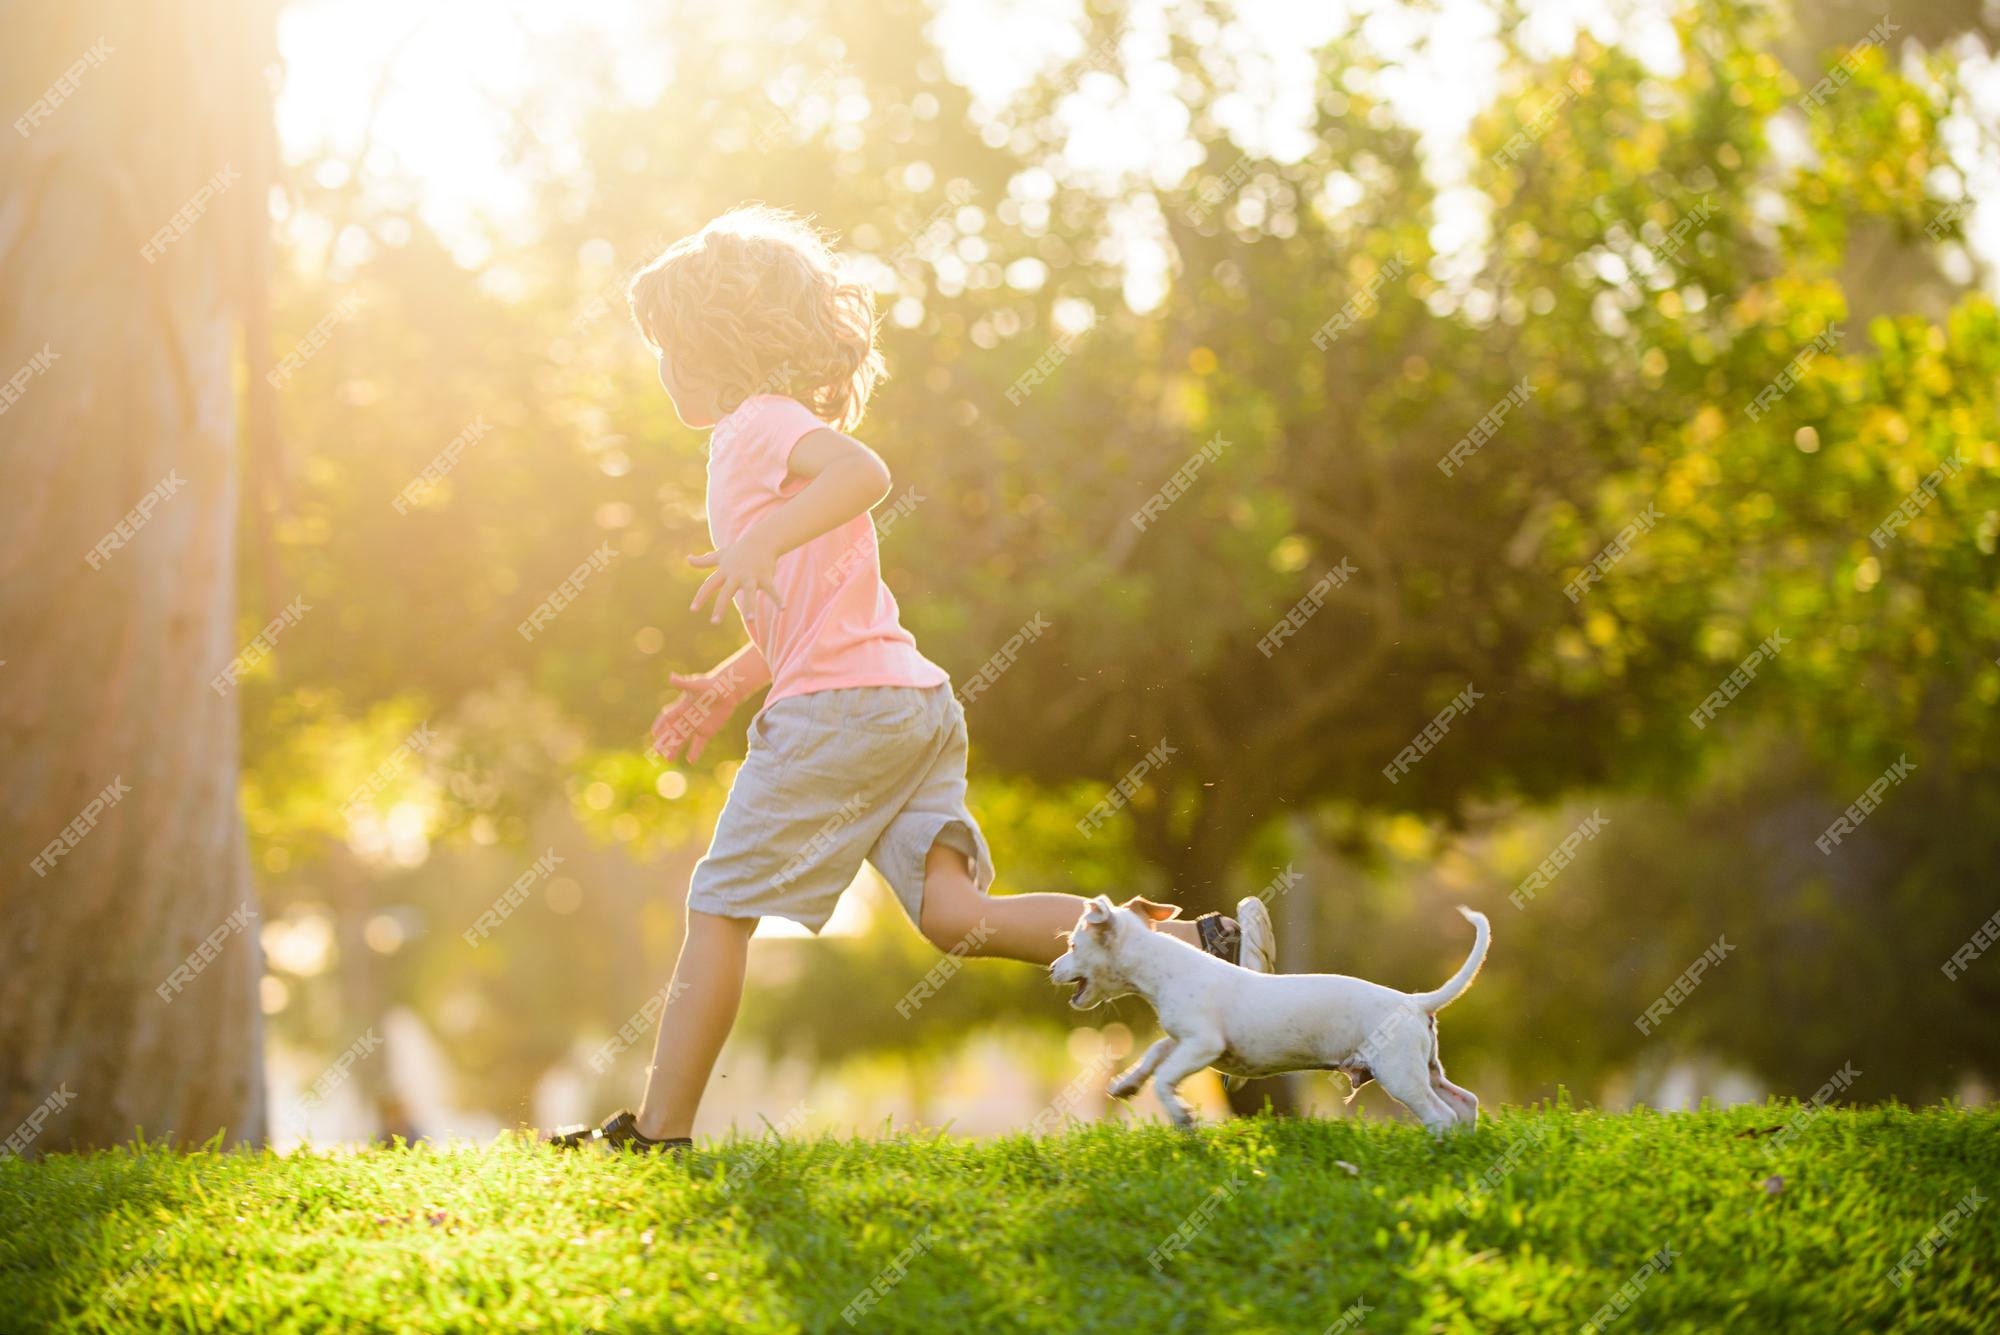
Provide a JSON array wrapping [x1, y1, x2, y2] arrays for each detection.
[[628, 206, 884, 431]]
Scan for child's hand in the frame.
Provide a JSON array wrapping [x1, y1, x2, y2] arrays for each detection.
[[688, 534, 783, 626], [651, 669, 745, 763]]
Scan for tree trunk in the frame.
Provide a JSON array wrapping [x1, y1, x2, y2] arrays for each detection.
[[0, 0, 275, 1152], [331, 850, 394, 1138]]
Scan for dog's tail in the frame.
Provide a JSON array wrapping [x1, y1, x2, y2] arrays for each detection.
[[1410, 907, 1490, 1014]]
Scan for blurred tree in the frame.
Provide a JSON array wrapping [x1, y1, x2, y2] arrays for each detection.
[[0, 0, 277, 1149], [233, 0, 1996, 1116], [1781, 0, 1993, 323]]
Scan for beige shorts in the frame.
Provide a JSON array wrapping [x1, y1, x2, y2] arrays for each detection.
[[685, 683, 996, 933]]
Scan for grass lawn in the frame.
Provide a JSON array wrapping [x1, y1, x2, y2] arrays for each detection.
[[1, 1100, 1994, 1333]]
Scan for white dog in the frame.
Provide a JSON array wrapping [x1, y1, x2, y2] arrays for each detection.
[[1050, 896, 1489, 1135]]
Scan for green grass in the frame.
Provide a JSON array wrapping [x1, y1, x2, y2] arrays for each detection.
[[2, 1101, 1994, 1333]]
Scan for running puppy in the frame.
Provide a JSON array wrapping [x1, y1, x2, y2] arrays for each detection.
[[1050, 897, 1488, 1135]]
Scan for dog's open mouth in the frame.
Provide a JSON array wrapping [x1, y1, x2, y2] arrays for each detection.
[[1067, 978, 1091, 1008]]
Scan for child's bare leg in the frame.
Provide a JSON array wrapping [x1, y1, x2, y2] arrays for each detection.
[[915, 841, 1202, 966], [634, 909, 757, 1141]]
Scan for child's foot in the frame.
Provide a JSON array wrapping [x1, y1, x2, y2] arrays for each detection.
[[542, 1109, 691, 1155], [1195, 898, 1277, 1091], [1193, 897, 1277, 972]]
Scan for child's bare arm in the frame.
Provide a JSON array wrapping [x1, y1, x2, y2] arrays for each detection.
[[651, 643, 770, 762], [687, 429, 892, 623], [705, 641, 771, 694]]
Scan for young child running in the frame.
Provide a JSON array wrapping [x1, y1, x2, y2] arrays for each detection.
[[546, 206, 1275, 1152]]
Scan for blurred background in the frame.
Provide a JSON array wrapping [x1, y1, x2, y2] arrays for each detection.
[[4, 0, 1998, 1153]]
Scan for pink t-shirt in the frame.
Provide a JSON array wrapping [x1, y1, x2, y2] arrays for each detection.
[[706, 395, 947, 706]]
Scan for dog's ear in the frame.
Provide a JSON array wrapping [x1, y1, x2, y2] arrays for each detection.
[[1120, 896, 1182, 926], [1082, 897, 1114, 926]]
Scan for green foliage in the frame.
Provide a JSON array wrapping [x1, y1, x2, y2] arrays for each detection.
[[232, 0, 1998, 1101], [5, 1105, 1995, 1331]]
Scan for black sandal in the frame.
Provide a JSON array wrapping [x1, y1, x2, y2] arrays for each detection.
[[1193, 912, 1243, 964], [542, 1109, 691, 1154]]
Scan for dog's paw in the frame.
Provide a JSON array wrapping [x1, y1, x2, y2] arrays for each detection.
[[1107, 1074, 1141, 1100]]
